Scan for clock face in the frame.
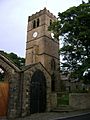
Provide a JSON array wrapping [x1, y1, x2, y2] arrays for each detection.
[[51, 32, 54, 39], [33, 32, 38, 38]]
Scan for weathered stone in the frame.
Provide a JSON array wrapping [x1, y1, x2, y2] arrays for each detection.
[[69, 93, 90, 110], [0, 8, 61, 119]]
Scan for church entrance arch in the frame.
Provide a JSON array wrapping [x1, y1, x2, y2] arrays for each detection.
[[30, 69, 46, 114], [0, 53, 21, 118]]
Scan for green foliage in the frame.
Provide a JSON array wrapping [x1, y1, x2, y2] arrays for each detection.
[[0, 72, 4, 82], [57, 93, 69, 106], [48, 21, 61, 40], [49, 2, 90, 84], [0, 51, 25, 82], [83, 69, 90, 84], [0, 50, 25, 68]]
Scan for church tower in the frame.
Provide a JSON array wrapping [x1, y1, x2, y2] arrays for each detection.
[[26, 8, 59, 72], [25, 8, 60, 91]]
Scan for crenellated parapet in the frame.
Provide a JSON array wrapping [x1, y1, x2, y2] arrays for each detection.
[[28, 7, 56, 22]]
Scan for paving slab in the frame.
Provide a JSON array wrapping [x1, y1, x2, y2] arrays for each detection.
[[0, 110, 90, 120], [14, 109, 90, 120]]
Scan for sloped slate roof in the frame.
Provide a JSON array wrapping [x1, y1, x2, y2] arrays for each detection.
[[21, 62, 51, 76], [0, 52, 21, 72]]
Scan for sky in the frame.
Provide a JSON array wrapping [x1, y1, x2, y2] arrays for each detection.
[[0, 0, 88, 57]]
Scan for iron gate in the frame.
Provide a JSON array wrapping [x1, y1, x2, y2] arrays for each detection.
[[30, 70, 46, 114]]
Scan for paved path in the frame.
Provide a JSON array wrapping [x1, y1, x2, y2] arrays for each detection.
[[14, 110, 90, 120], [56, 113, 90, 120], [0, 110, 90, 120]]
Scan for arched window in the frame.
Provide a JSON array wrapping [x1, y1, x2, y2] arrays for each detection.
[[50, 19, 52, 25], [28, 16, 30, 22], [51, 59, 56, 71], [33, 20, 36, 28], [51, 73, 55, 92], [37, 18, 40, 27]]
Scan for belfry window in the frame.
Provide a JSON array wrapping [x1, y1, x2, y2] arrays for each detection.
[[37, 18, 40, 27], [33, 20, 36, 28], [28, 16, 30, 22], [50, 19, 52, 25]]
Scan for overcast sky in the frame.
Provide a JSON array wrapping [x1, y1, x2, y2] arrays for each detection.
[[0, 0, 88, 57]]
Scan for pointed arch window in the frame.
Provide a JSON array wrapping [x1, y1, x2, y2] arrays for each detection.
[[37, 18, 40, 27], [51, 73, 56, 92], [51, 59, 56, 71], [33, 20, 36, 28], [28, 16, 30, 22], [50, 19, 52, 25]]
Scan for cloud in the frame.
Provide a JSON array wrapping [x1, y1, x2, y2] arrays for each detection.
[[0, 0, 83, 57]]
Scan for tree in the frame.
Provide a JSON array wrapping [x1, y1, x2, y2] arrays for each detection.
[[0, 51, 25, 68], [49, 1, 90, 83], [0, 68, 5, 82], [83, 68, 90, 84], [0, 51, 25, 82]]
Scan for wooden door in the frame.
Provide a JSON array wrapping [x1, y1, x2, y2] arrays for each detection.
[[0, 82, 9, 117]]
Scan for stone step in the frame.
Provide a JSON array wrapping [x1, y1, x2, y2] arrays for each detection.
[[52, 105, 75, 112]]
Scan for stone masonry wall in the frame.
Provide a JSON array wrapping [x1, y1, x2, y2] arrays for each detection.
[[22, 63, 58, 116], [50, 93, 57, 110], [69, 93, 90, 110], [0, 54, 21, 119]]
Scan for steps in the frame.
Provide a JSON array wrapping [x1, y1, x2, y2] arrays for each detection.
[[52, 105, 75, 112]]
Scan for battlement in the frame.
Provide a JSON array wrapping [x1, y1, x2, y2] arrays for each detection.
[[28, 7, 56, 21]]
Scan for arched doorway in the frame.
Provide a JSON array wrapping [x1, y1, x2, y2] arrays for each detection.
[[0, 67, 9, 117], [0, 53, 21, 118], [30, 70, 46, 114]]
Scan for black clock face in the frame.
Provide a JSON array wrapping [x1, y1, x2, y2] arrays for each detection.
[[33, 32, 38, 38]]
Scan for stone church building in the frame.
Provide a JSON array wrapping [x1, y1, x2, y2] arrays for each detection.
[[0, 8, 60, 118]]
